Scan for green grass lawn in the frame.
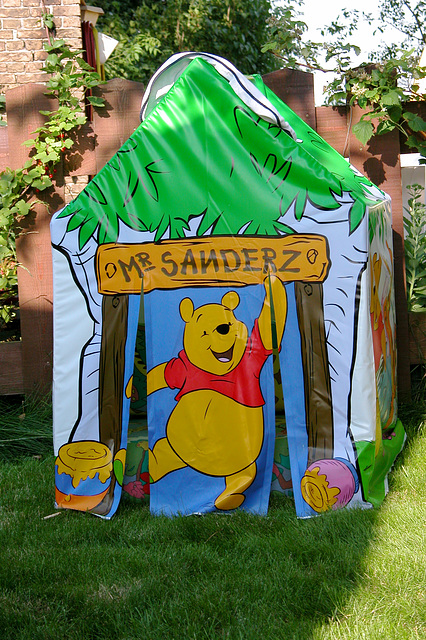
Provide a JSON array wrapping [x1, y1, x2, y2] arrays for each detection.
[[0, 394, 425, 640]]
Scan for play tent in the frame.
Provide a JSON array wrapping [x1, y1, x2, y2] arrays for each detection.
[[51, 53, 405, 519]]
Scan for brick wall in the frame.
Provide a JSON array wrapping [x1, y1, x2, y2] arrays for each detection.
[[0, 0, 82, 93], [0, 0, 88, 201]]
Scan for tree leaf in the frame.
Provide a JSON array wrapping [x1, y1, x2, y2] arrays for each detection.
[[15, 200, 31, 216], [403, 112, 426, 132], [352, 120, 374, 145], [381, 90, 401, 106], [86, 96, 105, 108]]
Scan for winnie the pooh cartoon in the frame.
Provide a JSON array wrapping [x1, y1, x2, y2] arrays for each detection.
[[147, 275, 287, 510]]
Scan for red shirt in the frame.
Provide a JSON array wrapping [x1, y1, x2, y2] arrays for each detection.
[[164, 319, 272, 407]]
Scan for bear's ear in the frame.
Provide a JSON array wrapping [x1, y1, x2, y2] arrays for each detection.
[[221, 291, 239, 311], [179, 297, 194, 323]]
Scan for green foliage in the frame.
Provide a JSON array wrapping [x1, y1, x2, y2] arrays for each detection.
[[0, 12, 104, 329], [262, 3, 361, 73], [0, 168, 31, 325], [98, 0, 277, 84], [376, 0, 426, 52], [352, 118, 375, 145], [263, 1, 426, 160], [329, 49, 426, 159], [404, 184, 426, 312]]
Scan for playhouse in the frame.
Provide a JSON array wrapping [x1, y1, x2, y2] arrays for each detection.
[[51, 53, 405, 519]]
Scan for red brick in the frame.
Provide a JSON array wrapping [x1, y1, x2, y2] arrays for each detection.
[[57, 28, 82, 39], [29, 7, 58, 17], [22, 17, 43, 30], [60, 15, 81, 28], [0, 51, 32, 63], [2, 0, 22, 7], [50, 5, 82, 16], [33, 50, 48, 61], [17, 29, 44, 39], [62, 37, 82, 47], [0, 29, 15, 38], [26, 59, 45, 70], [2, 18, 22, 29], [1, 8, 30, 18], [1, 62, 26, 72], [15, 72, 47, 83], [6, 40, 25, 51], [0, 74, 18, 85], [63, 41, 83, 53], [24, 39, 44, 51]]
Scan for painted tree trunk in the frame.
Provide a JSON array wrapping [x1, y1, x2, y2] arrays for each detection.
[[294, 282, 334, 464], [94, 293, 129, 516]]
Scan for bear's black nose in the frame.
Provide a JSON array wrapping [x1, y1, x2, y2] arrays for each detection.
[[216, 323, 230, 335]]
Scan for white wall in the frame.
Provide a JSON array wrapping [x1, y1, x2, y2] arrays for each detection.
[[401, 154, 426, 219]]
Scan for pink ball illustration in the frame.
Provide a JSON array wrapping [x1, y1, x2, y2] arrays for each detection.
[[301, 457, 359, 513]]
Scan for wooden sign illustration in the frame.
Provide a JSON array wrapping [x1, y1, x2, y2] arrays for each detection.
[[95, 235, 331, 295]]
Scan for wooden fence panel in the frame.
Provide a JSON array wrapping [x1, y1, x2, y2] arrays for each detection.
[[0, 342, 24, 395], [315, 105, 348, 157], [263, 68, 316, 129], [92, 78, 144, 173], [5, 84, 64, 395], [0, 126, 9, 170], [0, 79, 144, 395]]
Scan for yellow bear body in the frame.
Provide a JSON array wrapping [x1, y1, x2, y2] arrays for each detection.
[[147, 277, 287, 510], [167, 390, 263, 476]]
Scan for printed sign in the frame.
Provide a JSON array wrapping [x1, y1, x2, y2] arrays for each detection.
[[96, 235, 330, 294]]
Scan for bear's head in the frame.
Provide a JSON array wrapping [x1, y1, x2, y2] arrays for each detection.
[[179, 291, 248, 375]]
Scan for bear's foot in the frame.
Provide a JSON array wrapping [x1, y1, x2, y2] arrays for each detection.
[[214, 462, 257, 511], [215, 492, 245, 511]]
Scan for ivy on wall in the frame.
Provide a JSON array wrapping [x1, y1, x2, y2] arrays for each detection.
[[0, 12, 104, 328]]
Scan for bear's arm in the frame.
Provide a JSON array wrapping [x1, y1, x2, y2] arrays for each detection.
[[258, 275, 287, 351], [147, 362, 168, 395]]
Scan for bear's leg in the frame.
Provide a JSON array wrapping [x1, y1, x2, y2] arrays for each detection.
[[214, 462, 257, 511], [149, 437, 187, 482]]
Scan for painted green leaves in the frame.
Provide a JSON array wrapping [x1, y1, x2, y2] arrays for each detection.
[[58, 57, 376, 251]]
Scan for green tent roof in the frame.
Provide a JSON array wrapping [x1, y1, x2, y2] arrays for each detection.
[[57, 56, 385, 250]]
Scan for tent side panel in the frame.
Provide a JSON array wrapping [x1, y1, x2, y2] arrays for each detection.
[[316, 105, 410, 400], [360, 201, 405, 505]]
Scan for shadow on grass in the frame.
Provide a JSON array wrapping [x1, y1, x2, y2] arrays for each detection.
[[0, 395, 52, 462]]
